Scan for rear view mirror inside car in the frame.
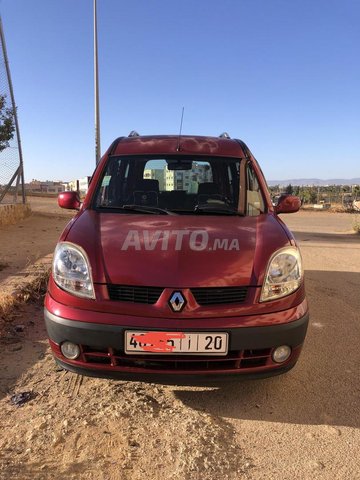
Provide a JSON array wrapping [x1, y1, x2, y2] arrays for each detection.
[[167, 159, 192, 170]]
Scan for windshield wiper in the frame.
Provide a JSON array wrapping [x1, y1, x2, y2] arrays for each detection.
[[98, 204, 177, 215], [123, 204, 177, 215], [194, 204, 242, 215]]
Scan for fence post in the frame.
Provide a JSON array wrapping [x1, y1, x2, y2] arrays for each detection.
[[0, 15, 25, 204]]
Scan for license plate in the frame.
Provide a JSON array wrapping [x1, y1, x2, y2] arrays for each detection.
[[125, 331, 228, 355]]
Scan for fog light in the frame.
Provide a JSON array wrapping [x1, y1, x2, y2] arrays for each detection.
[[60, 341, 81, 360], [272, 345, 291, 363]]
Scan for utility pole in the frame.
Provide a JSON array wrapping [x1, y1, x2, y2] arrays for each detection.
[[94, 0, 101, 165]]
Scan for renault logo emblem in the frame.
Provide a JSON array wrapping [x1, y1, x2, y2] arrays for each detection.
[[169, 291, 186, 312]]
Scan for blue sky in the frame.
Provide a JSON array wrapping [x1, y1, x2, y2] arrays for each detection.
[[1, 0, 359, 182]]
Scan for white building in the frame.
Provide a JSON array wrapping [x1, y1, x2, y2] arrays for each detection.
[[64, 176, 91, 194], [164, 162, 212, 192], [143, 169, 165, 190]]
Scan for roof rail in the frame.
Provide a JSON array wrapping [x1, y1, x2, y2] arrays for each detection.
[[108, 137, 125, 155], [128, 130, 140, 137], [219, 132, 231, 139], [234, 139, 251, 160]]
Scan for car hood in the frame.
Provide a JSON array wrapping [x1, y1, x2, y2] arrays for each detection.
[[64, 210, 291, 287]]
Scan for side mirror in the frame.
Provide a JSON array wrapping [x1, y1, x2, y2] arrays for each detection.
[[58, 191, 81, 210], [274, 194, 301, 214]]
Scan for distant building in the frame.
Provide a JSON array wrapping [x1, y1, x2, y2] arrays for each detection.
[[64, 176, 91, 194], [143, 169, 165, 190], [25, 179, 65, 194], [64, 180, 78, 192], [164, 162, 212, 192], [79, 176, 91, 194]]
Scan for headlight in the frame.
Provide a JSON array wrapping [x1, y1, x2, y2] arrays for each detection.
[[53, 242, 95, 299], [260, 247, 303, 302]]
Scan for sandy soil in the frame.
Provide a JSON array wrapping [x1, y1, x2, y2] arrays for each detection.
[[0, 208, 359, 479], [0, 195, 73, 284], [0, 213, 71, 285], [26, 196, 74, 217]]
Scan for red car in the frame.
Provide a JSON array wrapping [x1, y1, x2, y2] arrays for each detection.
[[45, 133, 308, 380]]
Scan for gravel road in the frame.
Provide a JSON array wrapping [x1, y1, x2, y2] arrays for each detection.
[[0, 210, 359, 479]]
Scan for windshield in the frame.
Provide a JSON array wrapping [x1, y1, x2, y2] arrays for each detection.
[[94, 155, 244, 215]]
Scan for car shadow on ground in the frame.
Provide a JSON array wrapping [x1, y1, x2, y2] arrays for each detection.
[[174, 270, 360, 429]]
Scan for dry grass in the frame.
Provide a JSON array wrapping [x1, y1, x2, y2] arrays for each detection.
[[353, 216, 360, 233], [0, 265, 50, 343], [301, 204, 359, 213], [0, 264, 50, 337], [17, 265, 50, 303]]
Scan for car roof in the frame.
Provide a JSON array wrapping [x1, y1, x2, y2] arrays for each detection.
[[110, 135, 246, 158]]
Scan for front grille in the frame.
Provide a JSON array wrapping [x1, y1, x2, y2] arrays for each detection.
[[107, 284, 248, 306], [78, 345, 274, 372], [107, 285, 163, 304], [191, 286, 248, 305]]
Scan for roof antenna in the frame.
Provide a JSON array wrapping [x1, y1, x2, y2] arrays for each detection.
[[176, 107, 184, 152]]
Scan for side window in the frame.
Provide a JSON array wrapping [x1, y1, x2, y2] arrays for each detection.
[[96, 158, 129, 206], [246, 164, 265, 216]]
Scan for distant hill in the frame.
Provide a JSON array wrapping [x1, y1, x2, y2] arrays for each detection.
[[268, 178, 360, 187]]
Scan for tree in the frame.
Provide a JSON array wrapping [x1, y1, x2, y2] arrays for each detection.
[[0, 94, 15, 152], [285, 183, 294, 195], [301, 187, 317, 204], [293, 185, 300, 196], [353, 185, 360, 200]]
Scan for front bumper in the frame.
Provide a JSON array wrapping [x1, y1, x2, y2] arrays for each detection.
[[44, 306, 309, 379]]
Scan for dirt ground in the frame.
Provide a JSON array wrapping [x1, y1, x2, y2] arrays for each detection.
[[0, 196, 72, 284], [0, 205, 359, 479]]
